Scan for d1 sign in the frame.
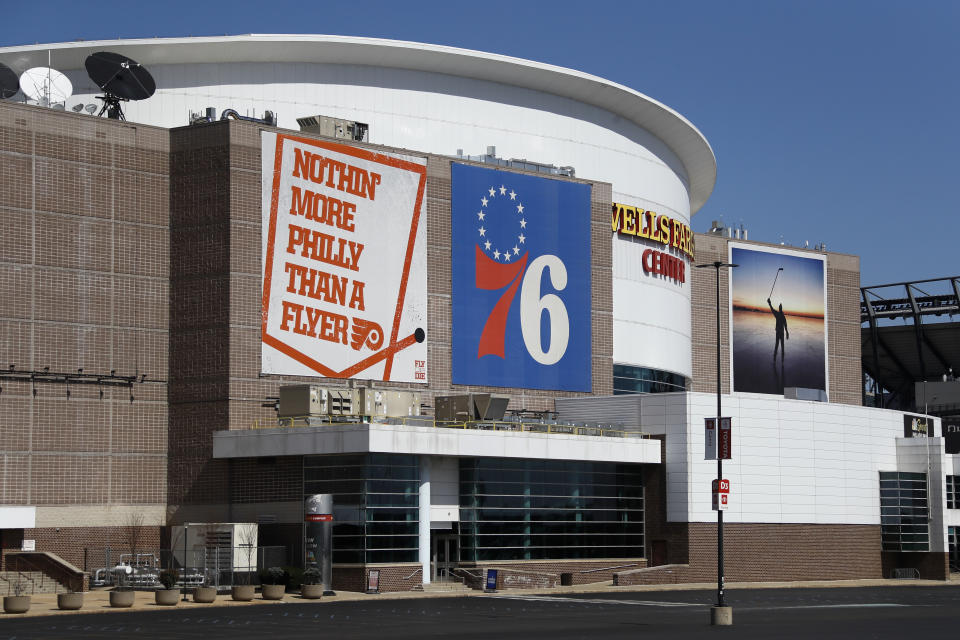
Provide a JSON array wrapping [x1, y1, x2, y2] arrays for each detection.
[[451, 164, 591, 391], [261, 132, 428, 382]]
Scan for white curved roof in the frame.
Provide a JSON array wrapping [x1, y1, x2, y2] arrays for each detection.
[[0, 34, 716, 212]]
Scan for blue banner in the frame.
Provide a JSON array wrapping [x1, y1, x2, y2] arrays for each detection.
[[451, 163, 591, 391]]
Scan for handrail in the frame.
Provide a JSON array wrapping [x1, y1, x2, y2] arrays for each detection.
[[3, 556, 41, 595], [250, 415, 649, 439], [6, 551, 84, 593], [577, 562, 641, 574]]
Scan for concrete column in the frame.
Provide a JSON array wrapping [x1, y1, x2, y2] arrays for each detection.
[[419, 455, 431, 585]]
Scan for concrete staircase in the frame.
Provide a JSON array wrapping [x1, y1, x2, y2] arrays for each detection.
[[0, 570, 69, 594], [418, 580, 475, 594]]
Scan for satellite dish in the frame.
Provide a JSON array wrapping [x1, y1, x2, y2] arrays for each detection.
[[85, 51, 155, 120], [84, 103, 97, 114], [19, 66, 73, 106], [71, 103, 84, 112], [0, 62, 18, 100]]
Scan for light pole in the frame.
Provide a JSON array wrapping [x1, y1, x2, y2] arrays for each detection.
[[182, 523, 189, 601], [696, 260, 737, 623]]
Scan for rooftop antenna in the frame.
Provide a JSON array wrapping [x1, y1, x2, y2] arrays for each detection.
[[19, 66, 72, 107], [85, 51, 156, 121]]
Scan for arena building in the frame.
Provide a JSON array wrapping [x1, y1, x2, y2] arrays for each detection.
[[0, 35, 956, 591]]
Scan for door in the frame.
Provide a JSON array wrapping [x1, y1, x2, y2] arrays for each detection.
[[432, 534, 459, 582]]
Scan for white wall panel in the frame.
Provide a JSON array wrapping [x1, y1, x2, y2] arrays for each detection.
[[564, 392, 944, 527]]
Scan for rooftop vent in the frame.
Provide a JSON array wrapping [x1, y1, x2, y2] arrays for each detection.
[[296, 115, 369, 142]]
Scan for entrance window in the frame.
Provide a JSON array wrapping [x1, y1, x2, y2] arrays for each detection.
[[304, 453, 419, 564], [879, 471, 929, 552], [459, 458, 644, 561]]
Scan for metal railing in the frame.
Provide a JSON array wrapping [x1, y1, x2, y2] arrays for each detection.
[[2, 555, 45, 594], [250, 415, 647, 439], [87, 545, 289, 590]]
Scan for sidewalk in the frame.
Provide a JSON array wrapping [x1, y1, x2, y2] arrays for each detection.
[[4, 574, 959, 619]]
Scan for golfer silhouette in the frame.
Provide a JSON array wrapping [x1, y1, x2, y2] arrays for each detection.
[[767, 297, 789, 363]]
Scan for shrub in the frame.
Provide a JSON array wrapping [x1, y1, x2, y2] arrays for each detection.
[[302, 568, 322, 585], [284, 566, 304, 591], [159, 569, 179, 590], [259, 566, 287, 586]]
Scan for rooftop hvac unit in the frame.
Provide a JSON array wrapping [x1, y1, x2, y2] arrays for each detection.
[[296, 115, 369, 142], [356, 388, 421, 418], [278, 385, 420, 418], [278, 385, 356, 417], [435, 393, 509, 421]]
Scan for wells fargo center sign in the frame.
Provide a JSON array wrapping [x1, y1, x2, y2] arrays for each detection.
[[611, 202, 693, 284]]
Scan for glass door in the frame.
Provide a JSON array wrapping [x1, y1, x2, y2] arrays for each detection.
[[432, 534, 459, 582]]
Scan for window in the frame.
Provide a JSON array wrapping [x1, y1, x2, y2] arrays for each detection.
[[613, 365, 687, 394], [879, 472, 929, 552], [459, 458, 644, 561], [947, 476, 959, 510], [949, 527, 959, 573], [304, 453, 420, 564]]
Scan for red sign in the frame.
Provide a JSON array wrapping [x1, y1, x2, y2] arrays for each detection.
[[712, 478, 730, 511], [718, 417, 732, 460], [305, 514, 333, 522], [642, 248, 685, 283]]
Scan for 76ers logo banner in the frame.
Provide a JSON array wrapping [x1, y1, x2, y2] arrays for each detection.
[[451, 164, 591, 391]]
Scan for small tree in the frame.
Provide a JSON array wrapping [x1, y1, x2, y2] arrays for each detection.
[[236, 525, 258, 586], [125, 511, 146, 564]]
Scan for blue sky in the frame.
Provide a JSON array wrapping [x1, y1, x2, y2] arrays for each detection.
[[3, 0, 957, 287]]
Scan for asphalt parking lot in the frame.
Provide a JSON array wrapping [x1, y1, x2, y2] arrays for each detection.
[[2, 582, 959, 639]]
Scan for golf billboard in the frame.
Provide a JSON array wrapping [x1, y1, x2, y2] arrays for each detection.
[[728, 244, 827, 396]]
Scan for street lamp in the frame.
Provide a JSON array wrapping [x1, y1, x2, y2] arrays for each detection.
[[695, 260, 737, 624], [182, 523, 189, 602]]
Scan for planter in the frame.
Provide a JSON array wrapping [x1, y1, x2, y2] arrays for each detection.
[[300, 584, 323, 599], [154, 589, 180, 606], [3, 595, 31, 614], [261, 584, 286, 600], [109, 590, 136, 608], [193, 586, 217, 603], [57, 592, 84, 610], [231, 585, 255, 601]]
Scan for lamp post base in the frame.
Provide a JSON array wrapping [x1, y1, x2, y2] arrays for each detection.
[[710, 605, 733, 626]]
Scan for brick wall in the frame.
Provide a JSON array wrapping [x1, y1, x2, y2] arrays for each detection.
[[167, 122, 232, 515], [333, 564, 423, 592], [691, 233, 861, 405], [881, 551, 949, 580], [229, 457, 303, 504], [462, 559, 646, 588], [642, 437, 690, 565], [0, 101, 168, 525], [615, 522, 881, 585], [1, 525, 162, 576]]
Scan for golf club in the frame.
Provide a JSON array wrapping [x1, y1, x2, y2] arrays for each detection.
[[769, 267, 784, 299]]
